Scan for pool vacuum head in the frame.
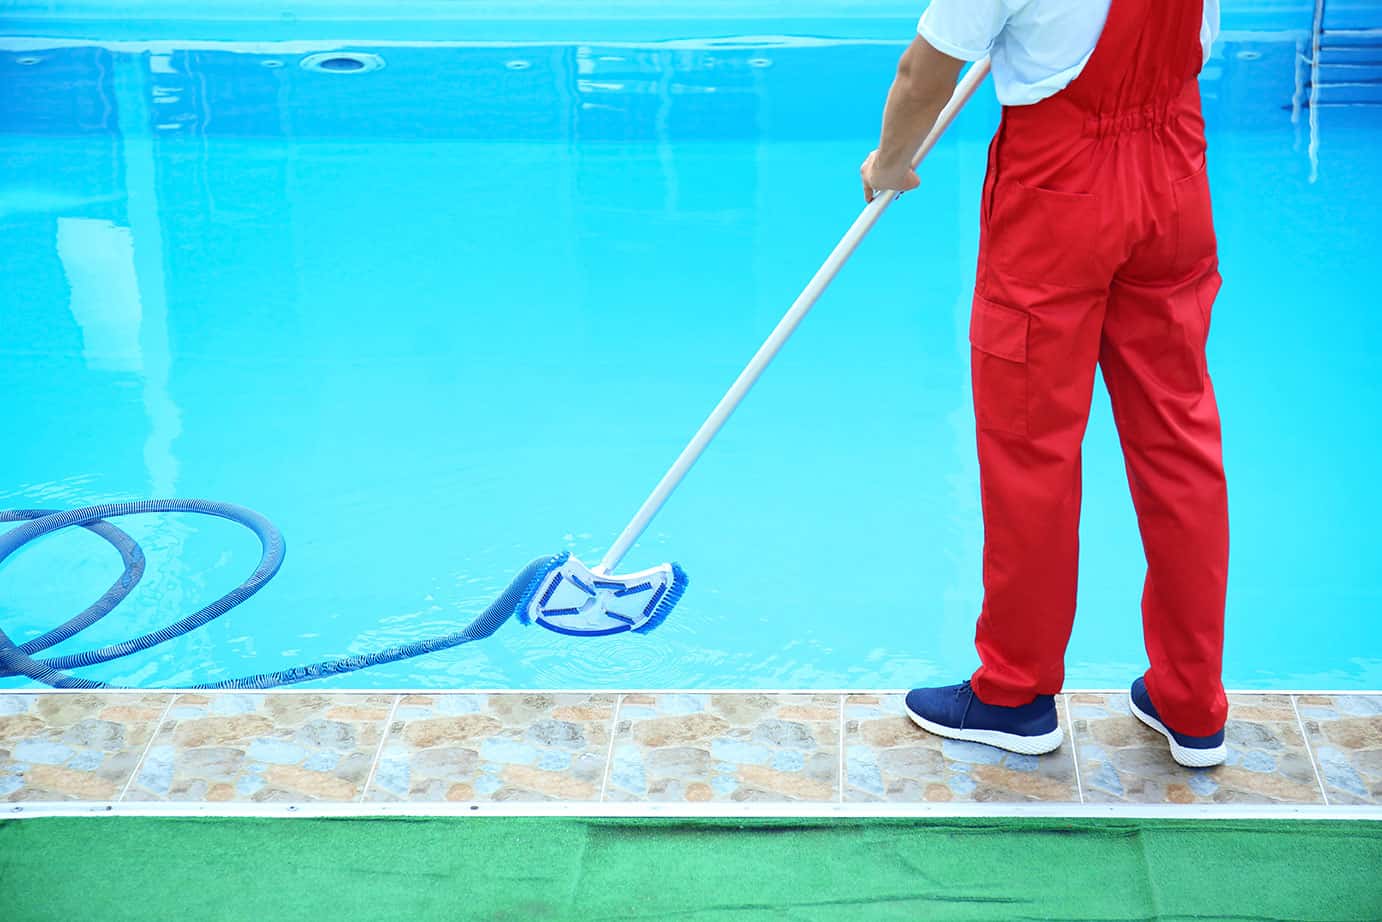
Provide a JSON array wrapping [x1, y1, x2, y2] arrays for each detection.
[[522, 555, 687, 636]]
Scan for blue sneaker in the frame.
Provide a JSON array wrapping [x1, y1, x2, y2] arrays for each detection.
[[904, 681, 1063, 755], [1128, 677, 1226, 768]]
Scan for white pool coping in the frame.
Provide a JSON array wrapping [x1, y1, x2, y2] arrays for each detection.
[[8, 800, 1381, 821]]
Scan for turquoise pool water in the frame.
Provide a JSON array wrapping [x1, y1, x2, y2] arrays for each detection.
[[2, 7, 1380, 690]]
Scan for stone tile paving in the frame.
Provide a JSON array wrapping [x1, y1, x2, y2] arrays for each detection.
[[0, 691, 1378, 808], [365, 693, 615, 803], [1069, 693, 1324, 805], [844, 694, 1080, 803], [0, 692, 171, 801], [1297, 695, 1382, 805], [123, 693, 393, 802], [605, 693, 839, 802]]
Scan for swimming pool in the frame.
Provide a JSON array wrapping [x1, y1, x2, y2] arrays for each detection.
[[2, 3, 1379, 691]]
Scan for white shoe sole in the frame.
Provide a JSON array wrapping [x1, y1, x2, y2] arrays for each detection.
[[904, 703, 1064, 756], [1129, 697, 1227, 768]]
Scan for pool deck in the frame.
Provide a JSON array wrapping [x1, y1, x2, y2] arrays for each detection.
[[2, 689, 1379, 818]]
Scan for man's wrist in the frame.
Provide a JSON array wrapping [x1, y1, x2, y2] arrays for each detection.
[[872, 153, 914, 179]]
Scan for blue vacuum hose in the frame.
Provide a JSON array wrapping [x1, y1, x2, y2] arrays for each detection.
[[0, 500, 563, 690]]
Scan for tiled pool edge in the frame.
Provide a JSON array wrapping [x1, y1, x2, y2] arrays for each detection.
[[2, 690, 1378, 817]]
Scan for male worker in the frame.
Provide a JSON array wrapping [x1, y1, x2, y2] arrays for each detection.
[[862, 0, 1229, 767]]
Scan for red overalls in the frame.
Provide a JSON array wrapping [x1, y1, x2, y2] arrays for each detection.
[[967, 0, 1229, 736]]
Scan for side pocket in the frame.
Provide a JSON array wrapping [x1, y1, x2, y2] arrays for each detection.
[[1172, 164, 1217, 275], [970, 298, 1030, 436]]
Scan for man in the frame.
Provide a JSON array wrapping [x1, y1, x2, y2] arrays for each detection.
[[862, 0, 1230, 767]]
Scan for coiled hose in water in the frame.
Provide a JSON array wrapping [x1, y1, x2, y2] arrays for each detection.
[[0, 500, 562, 690]]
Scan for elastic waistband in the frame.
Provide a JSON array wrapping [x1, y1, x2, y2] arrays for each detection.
[[1082, 102, 1182, 138], [1003, 83, 1200, 139]]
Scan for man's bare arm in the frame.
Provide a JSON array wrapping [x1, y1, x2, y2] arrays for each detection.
[[861, 37, 966, 201]]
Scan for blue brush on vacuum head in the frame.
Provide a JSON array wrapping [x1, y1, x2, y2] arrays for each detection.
[[520, 556, 687, 636], [634, 562, 687, 634]]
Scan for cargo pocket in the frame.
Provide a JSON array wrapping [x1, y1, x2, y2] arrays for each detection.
[[970, 297, 1030, 436]]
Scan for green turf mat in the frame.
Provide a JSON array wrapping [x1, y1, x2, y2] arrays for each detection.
[[2, 816, 1379, 921]]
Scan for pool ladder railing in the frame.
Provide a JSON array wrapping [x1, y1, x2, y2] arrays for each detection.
[[1301, 0, 1382, 108]]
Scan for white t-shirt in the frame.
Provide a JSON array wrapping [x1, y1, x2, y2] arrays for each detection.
[[918, 0, 1220, 106]]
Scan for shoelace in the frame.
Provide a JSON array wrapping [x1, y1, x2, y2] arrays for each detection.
[[956, 680, 977, 728]]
